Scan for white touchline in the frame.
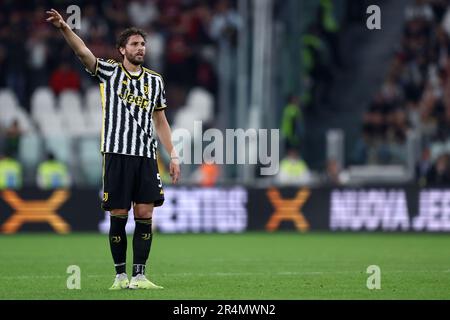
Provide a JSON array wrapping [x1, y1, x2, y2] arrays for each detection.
[[0, 270, 447, 280]]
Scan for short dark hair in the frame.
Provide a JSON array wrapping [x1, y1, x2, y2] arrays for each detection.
[[46, 152, 55, 161], [116, 27, 147, 57]]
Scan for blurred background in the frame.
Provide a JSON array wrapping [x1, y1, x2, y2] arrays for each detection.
[[2, 1, 450, 302], [1, 0, 450, 190], [0, 0, 450, 233]]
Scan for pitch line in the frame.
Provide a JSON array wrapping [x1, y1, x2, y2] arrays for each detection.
[[0, 270, 448, 280]]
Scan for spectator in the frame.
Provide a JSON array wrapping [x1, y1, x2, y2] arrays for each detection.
[[104, 0, 129, 28], [323, 159, 348, 186], [165, 32, 196, 87], [405, 0, 434, 22], [276, 149, 311, 186], [209, 0, 241, 47], [317, 0, 342, 68], [416, 146, 433, 186], [4, 119, 22, 159], [302, 23, 333, 109], [0, 44, 7, 88], [144, 24, 165, 72], [351, 127, 371, 165], [6, 10, 28, 107], [426, 153, 450, 186], [192, 162, 221, 187], [386, 108, 410, 164], [417, 86, 439, 144], [191, 153, 221, 187], [26, 32, 49, 92], [191, 1, 214, 45], [79, 4, 109, 42], [434, 102, 450, 142], [0, 153, 22, 190], [430, 0, 447, 24], [281, 94, 303, 151], [196, 57, 217, 94], [49, 62, 81, 95], [127, 0, 159, 28], [441, 2, 450, 35], [36, 152, 71, 189]]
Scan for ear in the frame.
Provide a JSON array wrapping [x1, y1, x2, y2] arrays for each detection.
[[119, 47, 126, 56]]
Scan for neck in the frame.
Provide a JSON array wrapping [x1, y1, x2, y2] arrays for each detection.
[[123, 59, 141, 73]]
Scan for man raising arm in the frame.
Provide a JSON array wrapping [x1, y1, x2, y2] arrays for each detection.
[[46, 9, 180, 290]]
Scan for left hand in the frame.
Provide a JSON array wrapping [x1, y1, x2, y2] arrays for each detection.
[[169, 158, 180, 184]]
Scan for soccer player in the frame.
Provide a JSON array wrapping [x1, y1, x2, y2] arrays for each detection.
[[46, 9, 180, 290]]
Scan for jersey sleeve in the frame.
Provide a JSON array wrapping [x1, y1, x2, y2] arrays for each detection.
[[85, 58, 118, 82], [154, 76, 167, 111]]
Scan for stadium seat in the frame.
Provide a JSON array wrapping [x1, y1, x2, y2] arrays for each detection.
[[185, 87, 214, 122], [44, 135, 72, 164], [30, 87, 57, 123], [84, 112, 103, 136], [18, 133, 42, 171], [58, 90, 88, 137], [79, 137, 102, 186], [0, 88, 19, 107], [84, 87, 103, 136], [85, 86, 102, 114], [0, 89, 19, 128], [0, 90, 35, 134], [173, 107, 200, 138], [15, 106, 35, 134], [430, 142, 446, 162], [446, 139, 450, 154], [31, 87, 64, 136], [37, 113, 64, 136]]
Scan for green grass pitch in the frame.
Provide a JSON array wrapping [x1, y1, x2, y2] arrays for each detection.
[[0, 232, 449, 299]]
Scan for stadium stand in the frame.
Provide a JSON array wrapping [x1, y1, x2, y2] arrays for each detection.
[[1, 0, 430, 187], [0, 0, 226, 187], [354, 0, 450, 185]]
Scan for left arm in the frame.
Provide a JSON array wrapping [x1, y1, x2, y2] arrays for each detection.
[[153, 110, 180, 184]]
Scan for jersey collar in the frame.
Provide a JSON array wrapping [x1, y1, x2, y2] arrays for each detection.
[[120, 63, 144, 80]]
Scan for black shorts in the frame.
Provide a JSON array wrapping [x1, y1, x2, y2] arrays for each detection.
[[101, 153, 164, 211]]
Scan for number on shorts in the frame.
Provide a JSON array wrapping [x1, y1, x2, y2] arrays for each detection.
[[156, 173, 162, 188]]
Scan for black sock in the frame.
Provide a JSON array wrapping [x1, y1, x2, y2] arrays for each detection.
[[132, 218, 153, 276], [109, 215, 128, 274]]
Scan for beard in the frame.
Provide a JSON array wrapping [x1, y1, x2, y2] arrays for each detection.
[[125, 52, 144, 66]]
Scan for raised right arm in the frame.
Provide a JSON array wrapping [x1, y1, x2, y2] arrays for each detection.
[[46, 8, 97, 74]]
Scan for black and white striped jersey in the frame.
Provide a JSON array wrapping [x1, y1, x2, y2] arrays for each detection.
[[86, 58, 167, 159]]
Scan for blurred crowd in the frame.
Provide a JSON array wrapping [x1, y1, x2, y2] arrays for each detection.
[[279, 0, 346, 186], [2, 0, 449, 188], [354, 0, 450, 186], [300, 0, 343, 114], [0, 0, 242, 116], [0, 0, 242, 188]]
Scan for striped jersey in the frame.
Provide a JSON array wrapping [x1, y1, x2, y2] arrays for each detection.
[[87, 58, 167, 159]]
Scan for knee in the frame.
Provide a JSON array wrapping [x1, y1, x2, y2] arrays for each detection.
[[110, 209, 128, 217], [134, 208, 153, 219]]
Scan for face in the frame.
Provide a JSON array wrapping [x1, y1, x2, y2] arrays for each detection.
[[120, 34, 146, 66]]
